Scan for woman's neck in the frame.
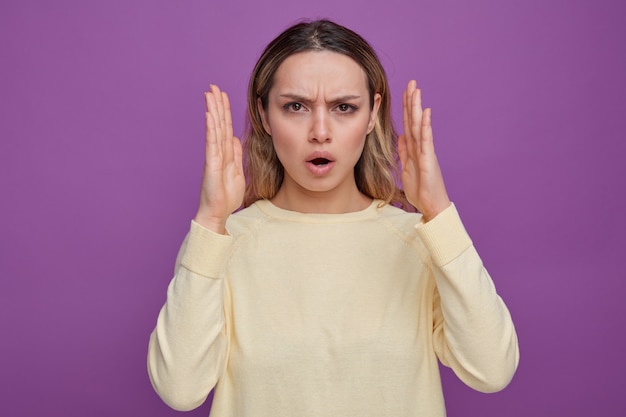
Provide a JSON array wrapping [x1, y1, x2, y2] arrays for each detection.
[[270, 183, 373, 214]]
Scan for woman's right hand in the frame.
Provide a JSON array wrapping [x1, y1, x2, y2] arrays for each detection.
[[194, 84, 245, 234]]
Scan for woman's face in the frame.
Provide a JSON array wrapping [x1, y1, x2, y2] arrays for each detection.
[[259, 50, 381, 208]]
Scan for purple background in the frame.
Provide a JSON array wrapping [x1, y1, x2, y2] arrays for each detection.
[[1, 0, 625, 416]]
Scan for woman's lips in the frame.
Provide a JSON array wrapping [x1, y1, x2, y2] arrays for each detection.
[[306, 160, 335, 175], [306, 152, 335, 176], [310, 157, 331, 166]]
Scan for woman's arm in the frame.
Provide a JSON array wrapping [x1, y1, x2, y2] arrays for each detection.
[[147, 222, 232, 410], [399, 80, 518, 390], [148, 85, 243, 410], [417, 206, 519, 392]]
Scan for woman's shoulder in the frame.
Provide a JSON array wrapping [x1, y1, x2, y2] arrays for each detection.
[[376, 202, 423, 227], [225, 202, 269, 236], [373, 202, 431, 264]]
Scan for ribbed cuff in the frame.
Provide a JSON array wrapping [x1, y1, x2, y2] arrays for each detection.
[[415, 203, 473, 267], [180, 220, 233, 279]]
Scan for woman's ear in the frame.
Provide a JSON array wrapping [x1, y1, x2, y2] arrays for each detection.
[[257, 98, 271, 135], [367, 93, 382, 134]]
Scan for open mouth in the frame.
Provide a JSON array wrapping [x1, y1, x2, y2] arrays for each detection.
[[310, 158, 331, 166]]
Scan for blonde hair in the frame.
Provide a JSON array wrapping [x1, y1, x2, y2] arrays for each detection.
[[243, 19, 409, 209]]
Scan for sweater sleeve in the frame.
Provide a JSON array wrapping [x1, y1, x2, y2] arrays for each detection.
[[147, 220, 232, 411], [415, 204, 519, 393]]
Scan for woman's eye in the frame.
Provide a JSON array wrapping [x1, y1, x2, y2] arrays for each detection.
[[284, 102, 303, 112], [336, 104, 356, 113]]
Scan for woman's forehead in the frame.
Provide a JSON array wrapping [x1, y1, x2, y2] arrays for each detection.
[[271, 50, 369, 97]]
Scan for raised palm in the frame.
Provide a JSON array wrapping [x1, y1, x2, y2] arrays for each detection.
[[397, 80, 450, 222], [194, 85, 245, 234]]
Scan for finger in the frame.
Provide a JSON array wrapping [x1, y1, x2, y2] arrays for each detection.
[[205, 105, 219, 162], [232, 136, 244, 174], [397, 134, 408, 170], [410, 87, 424, 154], [402, 81, 416, 157], [204, 89, 211, 112], [222, 91, 234, 163], [210, 84, 226, 129], [205, 91, 224, 158], [420, 108, 434, 155], [222, 91, 233, 140], [402, 84, 409, 137], [211, 85, 227, 157], [205, 89, 218, 118]]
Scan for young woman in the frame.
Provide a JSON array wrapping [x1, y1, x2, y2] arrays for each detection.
[[148, 19, 519, 417]]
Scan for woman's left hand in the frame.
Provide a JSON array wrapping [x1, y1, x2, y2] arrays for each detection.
[[398, 80, 451, 222]]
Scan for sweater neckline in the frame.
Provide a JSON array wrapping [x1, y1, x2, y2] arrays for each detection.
[[253, 199, 385, 223]]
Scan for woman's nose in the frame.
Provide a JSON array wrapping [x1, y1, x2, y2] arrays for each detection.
[[309, 111, 331, 143]]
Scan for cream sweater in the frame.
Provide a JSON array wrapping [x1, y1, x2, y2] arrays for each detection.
[[148, 200, 519, 417]]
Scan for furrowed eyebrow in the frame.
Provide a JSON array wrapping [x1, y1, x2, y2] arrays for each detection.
[[278, 93, 362, 103], [330, 95, 362, 103], [279, 94, 310, 103]]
